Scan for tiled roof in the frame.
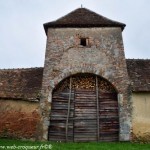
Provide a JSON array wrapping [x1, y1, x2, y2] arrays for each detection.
[[0, 68, 43, 101], [126, 59, 150, 92], [0, 59, 149, 100], [44, 8, 126, 34]]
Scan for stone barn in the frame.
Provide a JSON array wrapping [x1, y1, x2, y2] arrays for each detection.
[[0, 8, 150, 142]]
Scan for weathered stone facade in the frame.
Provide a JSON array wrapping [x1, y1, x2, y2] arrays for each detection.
[[40, 27, 131, 141]]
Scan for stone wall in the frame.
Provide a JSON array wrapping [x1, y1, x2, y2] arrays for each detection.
[[132, 92, 150, 142], [0, 99, 40, 140], [40, 27, 131, 141]]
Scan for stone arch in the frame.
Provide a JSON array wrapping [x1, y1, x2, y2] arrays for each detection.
[[48, 73, 119, 142], [49, 68, 119, 94], [52, 73, 118, 94]]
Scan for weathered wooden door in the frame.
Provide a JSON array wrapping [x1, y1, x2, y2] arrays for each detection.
[[99, 92, 119, 141], [48, 74, 119, 142], [48, 78, 74, 142], [74, 89, 97, 142]]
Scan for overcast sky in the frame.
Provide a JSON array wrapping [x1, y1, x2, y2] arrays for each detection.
[[0, 0, 150, 69]]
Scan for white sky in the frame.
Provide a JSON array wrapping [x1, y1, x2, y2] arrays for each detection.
[[0, 0, 150, 69]]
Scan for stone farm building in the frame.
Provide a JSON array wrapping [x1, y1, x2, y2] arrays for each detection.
[[0, 8, 150, 142]]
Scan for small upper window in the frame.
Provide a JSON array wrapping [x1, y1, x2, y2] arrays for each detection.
[[80, 38, 87, 46]]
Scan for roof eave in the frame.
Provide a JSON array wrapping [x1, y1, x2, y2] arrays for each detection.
[[43, 23, 126, 35]]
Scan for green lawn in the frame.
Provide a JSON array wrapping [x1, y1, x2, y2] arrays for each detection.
[[0, 139, 150, 150]]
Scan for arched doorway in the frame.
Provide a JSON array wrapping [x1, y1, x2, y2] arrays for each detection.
[[48, 74, 119, 142]]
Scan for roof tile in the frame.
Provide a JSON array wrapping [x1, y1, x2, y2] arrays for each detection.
[[44, 8, 126, 34], [0, 68, 43, 101], [126, 59, 150, 92]]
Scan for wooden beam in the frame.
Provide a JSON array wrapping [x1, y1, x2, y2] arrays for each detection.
[[96, 76, 100, 141], [66, 77, 72, 142]]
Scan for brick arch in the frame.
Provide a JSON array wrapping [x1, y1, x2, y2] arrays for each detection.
[[50, 68, 119, 94], [52, 72, 118, 94]]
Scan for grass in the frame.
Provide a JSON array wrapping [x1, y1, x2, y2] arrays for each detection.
[[0, 139, 150, 150]]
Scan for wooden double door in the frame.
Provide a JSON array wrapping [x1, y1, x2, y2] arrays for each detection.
[[48, 74, 119, 142]]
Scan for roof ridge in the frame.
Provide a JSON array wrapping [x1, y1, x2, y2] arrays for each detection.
[[0, 67, 44, 71], [126, 58, 150, 61]]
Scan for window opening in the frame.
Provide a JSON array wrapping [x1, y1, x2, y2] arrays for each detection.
[[80, 38, 87, 46]]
